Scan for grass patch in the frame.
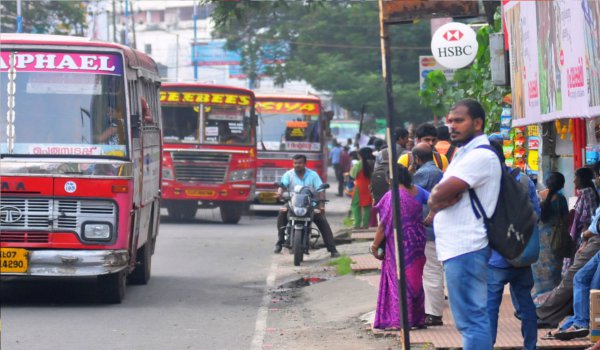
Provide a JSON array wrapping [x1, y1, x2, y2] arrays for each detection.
[[343, 216, 354, 228], [328, 254, 353, 276]]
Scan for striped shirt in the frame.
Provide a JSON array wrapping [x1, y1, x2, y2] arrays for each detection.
[[433, 134, 502, 262]]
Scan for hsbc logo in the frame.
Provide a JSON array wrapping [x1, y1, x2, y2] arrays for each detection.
[[431, 22, 478, 69], [443, 30, 463, 42]]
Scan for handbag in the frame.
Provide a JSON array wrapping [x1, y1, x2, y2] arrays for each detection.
[[550, 198, 573, 259]]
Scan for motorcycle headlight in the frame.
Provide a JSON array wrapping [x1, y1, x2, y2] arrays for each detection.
[[229, 169, 254, 182], [162, 167, 174, 180], [293, 207, 307, 216], [82, 222, 112, 241]]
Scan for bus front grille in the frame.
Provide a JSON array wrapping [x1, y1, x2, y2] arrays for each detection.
[[257, 168, 288, 184], [171, 151, 230, 184], [0, 198, 116, 239]]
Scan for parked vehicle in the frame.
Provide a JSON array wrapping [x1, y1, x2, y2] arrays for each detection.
[[276, 182, 329, 266], [160, 83, 256, 223], [0, 34, 163, 303]]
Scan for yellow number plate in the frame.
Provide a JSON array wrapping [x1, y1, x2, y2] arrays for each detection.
[[258, 192, 277, 204], [185, 189, 216, 197], [0, 248, 29, 274]]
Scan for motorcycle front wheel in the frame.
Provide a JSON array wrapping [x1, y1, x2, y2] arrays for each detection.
[[293, 228, 304, 266]]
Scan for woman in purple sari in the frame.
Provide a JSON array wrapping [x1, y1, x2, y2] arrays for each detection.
[[371, 164, 429, 329]]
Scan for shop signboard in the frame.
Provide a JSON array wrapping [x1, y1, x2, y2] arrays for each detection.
[[380, 0, 479, 24], [419, 55, 454, 90], [504, 0, 600, 126]]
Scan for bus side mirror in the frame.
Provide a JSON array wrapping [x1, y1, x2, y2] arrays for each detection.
[[324, 111, 334, 121]]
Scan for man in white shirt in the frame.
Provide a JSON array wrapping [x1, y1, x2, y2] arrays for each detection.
[[428, 99, 502, 350]]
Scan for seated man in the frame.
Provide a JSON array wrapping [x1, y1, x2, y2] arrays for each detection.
[[537, 207, 600, 328], [274, 154, 339, 258], [95, 105, 120, 145], [544, 250, 600, 340]]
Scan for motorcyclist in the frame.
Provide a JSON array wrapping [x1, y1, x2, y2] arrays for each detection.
[[274, 154, 340, 258]]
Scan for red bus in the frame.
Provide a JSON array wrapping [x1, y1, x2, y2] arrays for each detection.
[[254, 94, 329, 206], [160, 83, 256, 223], [0, 34, 163, 303]]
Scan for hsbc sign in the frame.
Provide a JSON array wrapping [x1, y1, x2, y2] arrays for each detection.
[[431, 22, 478, 69]]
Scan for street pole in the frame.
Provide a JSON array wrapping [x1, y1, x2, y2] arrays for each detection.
[[124, 0, 129, 46], [378, 0, 410, 349], [130, 0, 137, 48], [176, 33, 180, 81], [16, 0, 22, 33], [193, 0, 199, 81], [112, 0, 117, 42]]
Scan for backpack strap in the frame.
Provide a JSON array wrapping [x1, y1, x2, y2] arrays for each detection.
[[469, 188, 489, 221], [433, 151, 443, 171], [446, 144, 456, 162]]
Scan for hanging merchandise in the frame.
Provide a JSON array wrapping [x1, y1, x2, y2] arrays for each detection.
[[526, 125, 540, 175], [500, 105, 512, 140]]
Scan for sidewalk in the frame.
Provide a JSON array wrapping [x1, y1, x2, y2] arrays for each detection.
[[318, 168, 593, 349]]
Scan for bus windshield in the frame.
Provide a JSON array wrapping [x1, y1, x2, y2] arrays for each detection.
[[162, 104, 254, 146], [257, 112, 321, 152], [330, 121, 359, 144], [0, 52, 127, 158]]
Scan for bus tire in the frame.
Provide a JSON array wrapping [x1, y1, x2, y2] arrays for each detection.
[[220, 203, 242, 224], [98, 270, 127, 304], [129, 219, 153, 285]]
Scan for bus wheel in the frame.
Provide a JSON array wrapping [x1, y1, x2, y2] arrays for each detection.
[[98, 270, 127, 304], [129, 219, 154, 285], [220, 203, 243, 224]]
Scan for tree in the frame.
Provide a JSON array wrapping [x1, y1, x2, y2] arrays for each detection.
[[209, 0, 434, 126], [0, 1, 87, 36]]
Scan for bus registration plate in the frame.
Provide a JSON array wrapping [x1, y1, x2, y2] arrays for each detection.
[[185, 189, 215, 197], [0, 248, 28, 274], [258, 192, 277, 204]]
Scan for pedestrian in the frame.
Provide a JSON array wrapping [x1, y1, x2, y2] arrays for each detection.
[[371, 164, 429, 329], [329, 140, 344, 197], [398, 123, 448, 173], [411, 142, 445, 326], [434, 125, 457, 163], [428, 99, 502, 350], [273, 154, 340, 257], [545, 250, 600, 340], [532, 172, 569, 302], [485, 139, 539, 350], [350, 147, 374, 229]]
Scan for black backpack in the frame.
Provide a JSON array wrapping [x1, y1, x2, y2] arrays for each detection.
[[468, 145, 537, 260], [370, 163, 390, 204]]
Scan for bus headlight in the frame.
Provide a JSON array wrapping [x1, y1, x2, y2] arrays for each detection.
[[162, 167, 174, 180], [229, 169, 254, 182], [82, 222, 112, 241]]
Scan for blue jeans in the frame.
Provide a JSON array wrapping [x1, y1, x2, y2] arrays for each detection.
[[487, 266, 537, 350], [444, 247, 492, 350], [560, 251, 600, 330]]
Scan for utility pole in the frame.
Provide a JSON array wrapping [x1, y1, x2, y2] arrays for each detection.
[[124, 0, 129, 46], [16, 0, 22, 33], [130, 0, 137, 48], [112, 0, 117, 42], [193, 0, 199, 81]]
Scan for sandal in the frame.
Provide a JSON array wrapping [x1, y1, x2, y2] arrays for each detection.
[[540, 331, 557, 340], [554, 326, 589, 341]]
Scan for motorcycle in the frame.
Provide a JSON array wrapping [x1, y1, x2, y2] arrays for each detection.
[[275, 182, 329, 266]]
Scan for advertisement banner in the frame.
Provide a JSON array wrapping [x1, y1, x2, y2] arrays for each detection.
[[0, 52, 122, 75], [504, 0, 600, 126]]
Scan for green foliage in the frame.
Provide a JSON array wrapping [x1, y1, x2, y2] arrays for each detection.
[[419, 12, 509, 133], [0, 1, 87, 35], [328, 254, 353, 275], [208, 0, 434, 124]]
